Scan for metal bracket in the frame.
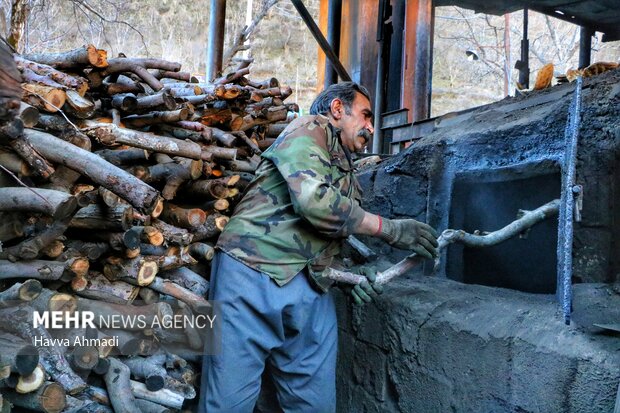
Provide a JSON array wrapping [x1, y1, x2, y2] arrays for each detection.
[[573, 185, 583, 222]]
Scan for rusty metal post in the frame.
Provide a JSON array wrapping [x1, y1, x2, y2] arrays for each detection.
[[324, 0, 342, 88], [515, 8, 529, 91], [206, 0, 227, 81], [401, 0, 434, 122]]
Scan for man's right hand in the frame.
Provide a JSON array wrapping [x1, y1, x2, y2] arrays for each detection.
[[378, 218, 439, 259]]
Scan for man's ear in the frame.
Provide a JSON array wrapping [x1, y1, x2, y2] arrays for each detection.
[[329, 98, 343, 120]]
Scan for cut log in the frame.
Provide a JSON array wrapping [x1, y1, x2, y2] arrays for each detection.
[[95, 147, 150, 166], [104, 358, 141, 413], [193, 213, 229, 241], [160, 204, 206, 229], [134, 399, 172, 413], [135, 92, 176, 111], [183, 179, 229, 199], [121, 357, 166, 392], [63, 396, 113, 413], [152, 70, 191, 82], [16, 363, 45, 393], [72, 271, 140, 305], [0, 259, 77, 281], [151, 219, 193, 245], [67, 346, 99, 372], [24, 128, 161, 214], [188, 242, 215, 262], [81, 122, 205, 160], [0, 305, 87, 394], [2, 381, 66, 413], [161, 267, 209, 298], [70, 204, 133, 231], [0, 187, 77, 219], [122, 108, 189, 128], [147, 277, 211, 313], [64, 89, 95, 119], [0, 279, 42, 304], [15, 56, 88, 94], [110, 93, 138, 112], [0, 215, 72, 260], [235, 105, 288, 132], [17, 102, 39, 127], [0, 333, 39, 376], [23, 45, 108, 69], [0, 148, 32, 176], [103, 256, 159, 286], [129, 380, 184, 410], [201, 145, 237, 161], [9, 137, 55, 179]]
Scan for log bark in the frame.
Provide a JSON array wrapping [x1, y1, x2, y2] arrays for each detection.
[[103, 256, 159, 286], [23, 45, 108, 69], [81, 122, 206, 160], [122, 108, 190, 128], [64, 90, 95, 119], [0, 305, 87, 394], [0, 259, 78, 281], [0, 215, 72, 260], [104, 358, 141, 413], [188, 242, 215, 262], [151, 219, 193, 245], [135, 92, 176, 111], [160, 267, 209, 298], [0, 187, 77, 219], [0, 279, 42, 304], [129, 380, 184, 410], [70, 204, 134, 231], [15, 56, 88, 95], [134, 399, 171, 413], [2, 381, 66, 413], [0, 333, 39, 376], [24, 128, 161, 215], [147, 277, 211, 313], [17, 102, 39, 127], [183, 179, 229, 199], [0, 148, 31, 176], [95, 147, 150, 166], [121, 357, 166, 391], [9, 137, 55, 179], [15, 362, 45, 393], [192, 213, 229, 241], [160, 204, 206, 229], [72, 271, 140, 305]]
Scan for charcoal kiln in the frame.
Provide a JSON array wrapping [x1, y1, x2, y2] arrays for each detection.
[[335, 69, 620, 413]]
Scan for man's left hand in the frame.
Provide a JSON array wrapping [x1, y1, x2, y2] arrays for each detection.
[[348, 266, 383, 305]]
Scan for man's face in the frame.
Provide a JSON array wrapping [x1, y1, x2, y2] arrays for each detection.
[[335, 92, 374, 153]]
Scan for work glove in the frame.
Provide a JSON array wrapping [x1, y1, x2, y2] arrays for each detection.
[[343, 266, 383, 305], [377, 217, 439, 259]]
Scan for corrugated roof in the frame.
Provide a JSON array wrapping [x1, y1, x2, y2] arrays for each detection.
[[435, 0, 620, 41]]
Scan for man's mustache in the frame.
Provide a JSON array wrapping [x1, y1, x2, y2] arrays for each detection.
[[357, 128, 372, 143]]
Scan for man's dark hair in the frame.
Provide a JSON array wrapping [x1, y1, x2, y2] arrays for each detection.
[[309, 82, 371, 116]]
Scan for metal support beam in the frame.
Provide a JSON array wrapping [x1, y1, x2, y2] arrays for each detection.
[[206, 0, 227, 81], [401, 0, 434, 122], [324, 0, 342, 88], [515, 8, 529, 91], [579, 26, 593, 69], [372, 0, 390, 154], [291, 0, 351, 82]]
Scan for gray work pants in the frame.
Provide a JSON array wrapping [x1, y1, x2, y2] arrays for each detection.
[[199, 251, 337, 413]]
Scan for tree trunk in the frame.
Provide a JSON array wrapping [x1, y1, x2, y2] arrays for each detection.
[[104, 358, 141, 413], [24, 128, 162, 215], [0, 187, 77, 219], [23, 45, 108, 69], [2, 381, 66, 413]]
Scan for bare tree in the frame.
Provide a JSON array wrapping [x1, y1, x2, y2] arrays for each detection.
[[8, 0, 30, 52]]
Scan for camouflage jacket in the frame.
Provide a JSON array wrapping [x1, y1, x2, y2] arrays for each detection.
[[216, 114, 365, 291]]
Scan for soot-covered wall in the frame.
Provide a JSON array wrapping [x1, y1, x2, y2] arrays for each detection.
[[335, 70, 620, 413]]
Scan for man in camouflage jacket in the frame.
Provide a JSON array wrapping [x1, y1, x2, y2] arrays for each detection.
[[200, 82, 438, 413]]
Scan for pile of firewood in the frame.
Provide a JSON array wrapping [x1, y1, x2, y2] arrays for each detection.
[[0, 41, 298, 413]]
